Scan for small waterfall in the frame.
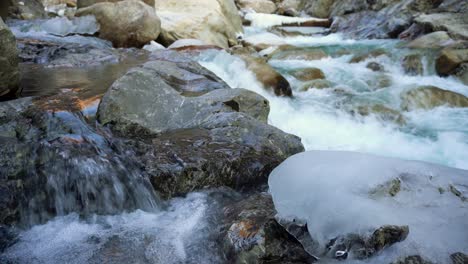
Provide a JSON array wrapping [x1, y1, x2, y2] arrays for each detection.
[[15, 110, 161, 226]]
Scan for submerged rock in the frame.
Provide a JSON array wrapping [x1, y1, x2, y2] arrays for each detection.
[[76, 0, 161, 48], [300, 79, 333, 91], [402, 54, 423, 76], [222, 193, 316, 263], [270, 47, 328, 61], [366, 61, 385, 72], [349, 49, 387, 63], [289, 67, 325, 82], [354, 104, 406, 125], [0, 93, 161, 226], [0, 18, 20, 98], [401, 85, 468, 111], [235, 53, 293, 96], [155, 0, 242, 48]]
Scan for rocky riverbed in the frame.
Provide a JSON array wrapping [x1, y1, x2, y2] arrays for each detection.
[[0, 0, 467, 263]]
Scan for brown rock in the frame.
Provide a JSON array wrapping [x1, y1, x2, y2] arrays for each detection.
[[75, 0, 161, 48], [289, 67, 325, 81], [401, 86, 468, 111]]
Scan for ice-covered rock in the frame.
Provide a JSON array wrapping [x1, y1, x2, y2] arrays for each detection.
[[269, 151, 468, 263]]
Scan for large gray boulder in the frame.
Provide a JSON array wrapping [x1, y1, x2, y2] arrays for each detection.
[[0, 18, 19, 98], [98, 50, 304, 198], [76, 0, 161, 48]]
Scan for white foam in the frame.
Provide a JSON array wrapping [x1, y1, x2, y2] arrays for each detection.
[[244, 13, 324, 28], [196, 48, 468, 169], [3, 192, 223, 264], [269, 151, 468, 263]]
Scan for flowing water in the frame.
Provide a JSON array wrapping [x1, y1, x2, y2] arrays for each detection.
[[2, 18, 468, 263], [197, 27, 468, 170]]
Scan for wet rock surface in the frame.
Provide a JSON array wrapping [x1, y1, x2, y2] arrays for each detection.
[[234, 53, 293, 96], [222, 193, 316, 263], [97, 51, 303, 198], [0, 18, 20, 98], [401, 85, 468, 110]]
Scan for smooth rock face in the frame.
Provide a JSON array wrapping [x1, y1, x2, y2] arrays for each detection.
[[414, 13, 468, 40], [98, 52, 304, 198], [289, 67, 326, 81], [235, 0, 277, 14], [0, 18, 20, 98], [235, 53, 293, 96], [77, 0, 154, 8], [155, 0, 243, 49], [436, 46, 468, 76], [401, 86, 468, 111], [76, 0, 161, 48], [222, 193, 316, 263], [406, 31, 455, 49]]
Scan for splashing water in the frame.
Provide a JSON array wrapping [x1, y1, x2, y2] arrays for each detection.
[[196, 36, 468, 169]]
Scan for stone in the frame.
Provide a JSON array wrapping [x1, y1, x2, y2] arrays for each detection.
[[453, 63, 468, 85], [435, 46, 468, 76], [222, 193, 316, 263], [235, 53, 293, 96], [277, 0, 304, 16], [304, 0, 335, 18], [324, 225, 409, 260], [330, 0, 442, 39], [354, 105, 406, 125], [235, 0, 277, 14], [414, 13, 468, 41], [406, 31, 455, 49], [401, 86, 468, 111], [0, 18, 20, 98], [368, 225, 409, 252], [350, 49, 387, 63], [289, 67, 325, 81], [366, 61, 385, 72], [155, 0, 243, 49], [5, 0, 46, 19], [97, 52, 304, 198], [300, 79, 333, 91], [391, 255, 433, 264], [450, 252, 468, 264], [77, 0, 154, 8], [270, 47, 328, 61], [75, 0, 161, 48], [402, 54, 423, 75]]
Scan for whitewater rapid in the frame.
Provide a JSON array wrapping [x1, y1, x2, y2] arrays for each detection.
[[197, 30, 468, 170]]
